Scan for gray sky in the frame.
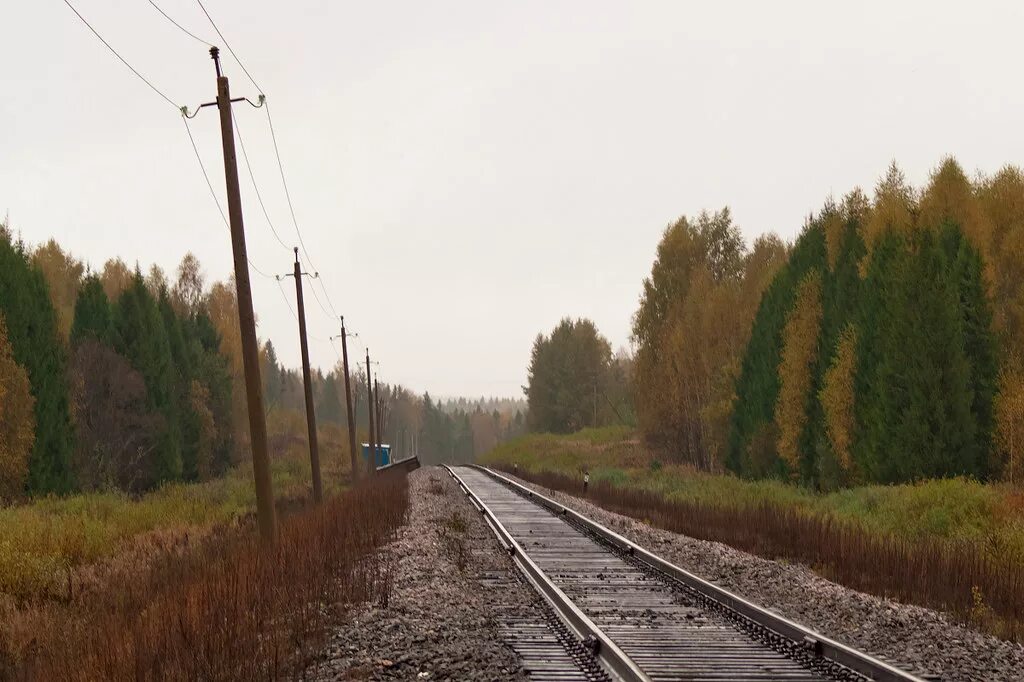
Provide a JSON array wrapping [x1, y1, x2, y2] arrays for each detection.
[[3, 1, 1023, 397]]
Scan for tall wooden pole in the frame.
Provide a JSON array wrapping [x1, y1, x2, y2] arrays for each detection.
[[340, 317, 358, 481], [211, 47, 276, 543], [365, 349, 376, 477], [292, 248, 322, 504]]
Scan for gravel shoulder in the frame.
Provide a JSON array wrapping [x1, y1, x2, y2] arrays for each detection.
[[307, 467, 552, 681], [502, 471, 1024, 682]]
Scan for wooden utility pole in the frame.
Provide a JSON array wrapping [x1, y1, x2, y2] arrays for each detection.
[[339, 317, 358, 481], [366, 349, 376, 477], [291, 247, 322, 504], [210, 47, 276, 543]]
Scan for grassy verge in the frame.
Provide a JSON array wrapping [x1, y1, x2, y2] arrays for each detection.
[[482, 428, 1024, 641], [7, 472, 407, 680], [0, 434, 351, 603]]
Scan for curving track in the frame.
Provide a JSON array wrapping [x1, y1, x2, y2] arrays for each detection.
[[446, 465, 924, 682]]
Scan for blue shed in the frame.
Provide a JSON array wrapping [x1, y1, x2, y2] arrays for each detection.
[[361, 443, 391, 468]]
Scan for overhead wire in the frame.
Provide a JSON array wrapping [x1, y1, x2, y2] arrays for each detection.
[[147, 0, 214, 46], [65, 0, 348, 362], [62, 0, 179, 110], [232, 109, 291, 251], [195, 0, 263, 93], [182, 117, 274, 280], [194, 0, 344, 323], [305, 273, 337, 319]]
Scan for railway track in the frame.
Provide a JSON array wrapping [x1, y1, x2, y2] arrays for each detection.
[[445, 465, 925, 682]]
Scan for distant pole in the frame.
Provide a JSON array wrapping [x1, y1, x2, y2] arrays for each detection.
[[340, 317, 358, 482], [210, 47, 276, 544], [366, 349, 376, 476], [292, 247, 322, 504], [374, 377, 383, 453]]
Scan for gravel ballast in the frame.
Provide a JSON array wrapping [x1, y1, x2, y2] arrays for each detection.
[[501, 470, 1024, 682], [308, 467, 571, 681]]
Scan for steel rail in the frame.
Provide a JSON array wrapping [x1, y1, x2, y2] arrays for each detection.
[[375, 455, 421, 474], [473, 465, 925, 682], [444, 465, 651, 682]]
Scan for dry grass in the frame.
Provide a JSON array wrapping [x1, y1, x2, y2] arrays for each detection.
[[504, 466, 1024, 642], [1, 472, 408, 681]]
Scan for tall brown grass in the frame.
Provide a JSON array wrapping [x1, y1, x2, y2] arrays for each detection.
[[503, 466, 1024, 642], [3, 472, 408, 681]]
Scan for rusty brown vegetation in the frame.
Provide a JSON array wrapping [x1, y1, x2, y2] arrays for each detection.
[[1, 472, 408, 681]]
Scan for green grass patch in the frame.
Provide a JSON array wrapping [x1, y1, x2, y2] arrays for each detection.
[[0, 445, 348, 602]]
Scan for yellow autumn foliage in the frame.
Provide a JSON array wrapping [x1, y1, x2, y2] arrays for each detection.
[[775, 270, 823, 476], [820, 324, 857, 476]]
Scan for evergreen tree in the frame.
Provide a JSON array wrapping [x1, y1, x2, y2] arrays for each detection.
[[194, 311, 235, 474], [159, 288, 201, 481], [855, 228, 978, 481], [0, 226, 74, 493], [727, 223, 827, 477], [526, 318, 612, 433], [71, 275, 113, 345], [112, 272, 182, 483], [940, 222, 998, 476]]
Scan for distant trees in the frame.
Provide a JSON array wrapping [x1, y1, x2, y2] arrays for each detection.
[[0, 219, 526, 498], [525, 318, 613, 433]]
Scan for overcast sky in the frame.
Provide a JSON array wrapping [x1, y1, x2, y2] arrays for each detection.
[[3, 1, 1023, 397]]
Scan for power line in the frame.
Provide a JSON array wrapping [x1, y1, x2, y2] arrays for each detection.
[[232, 108, 291, 251], [62, 0, 179, 110], [182, 117, 227, 225], [263, 101, 316, 270], [191, 1, 343, 321], [247, 258, 276, 280], [182, 116, 274, 280], [148, 0, 214, 46], [305, 273, 336, 319], [276, 277, 298, 321], [195, 0, 263, 93]]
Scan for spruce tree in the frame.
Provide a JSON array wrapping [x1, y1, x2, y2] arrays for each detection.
[[855, 228, 978, 482], [112, 272, 182, 483], [194, 311, 235, 474], [728, 223, 827, 477], [159, 288, 202, 481], [940, 222, 998, 477], [0, 227, 74, 493], [70, 275, 113, 345]]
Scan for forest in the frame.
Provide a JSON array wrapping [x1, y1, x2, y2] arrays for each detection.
[[0, 223, 524, 502], [628, 158, 1024, 489]]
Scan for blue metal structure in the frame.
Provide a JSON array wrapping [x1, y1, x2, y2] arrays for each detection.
[[361, 442, 391, 468]]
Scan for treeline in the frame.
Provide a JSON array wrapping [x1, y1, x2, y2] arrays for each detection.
[[633, 158, 1024, 488], [0, 227, 237, 498], [260, 347, 527, 465], [0, 220, 527, 500]]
